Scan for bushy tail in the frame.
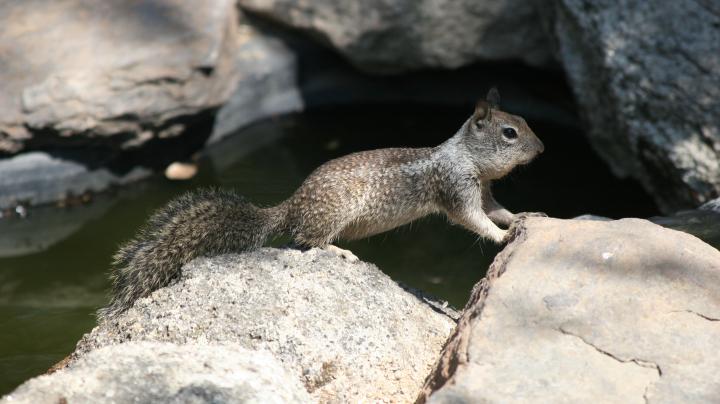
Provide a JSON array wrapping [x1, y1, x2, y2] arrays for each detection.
[[97, 188, 286, 321]]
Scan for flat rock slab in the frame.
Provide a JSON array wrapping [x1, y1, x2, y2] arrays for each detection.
[[71, 248, 456, 403], [1, 342, 312, 404], [421, 218, 720, 403]]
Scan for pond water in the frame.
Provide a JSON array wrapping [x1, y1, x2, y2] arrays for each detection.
[[0, 104, 658, 394]]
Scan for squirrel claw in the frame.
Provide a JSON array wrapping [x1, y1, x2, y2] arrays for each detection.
[[503, 212, 546, 243], [502, 222, 520, 243]]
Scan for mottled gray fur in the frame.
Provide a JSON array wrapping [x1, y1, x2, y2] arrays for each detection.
[[98, 90, 544, 320]]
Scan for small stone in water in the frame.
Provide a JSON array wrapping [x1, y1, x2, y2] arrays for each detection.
[[15, 205, 27, 218], [427, 276, 443, 284], [165, 162, 198, 180]]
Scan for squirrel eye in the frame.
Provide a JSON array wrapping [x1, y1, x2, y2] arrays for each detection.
[[502, 127, 518, 140]]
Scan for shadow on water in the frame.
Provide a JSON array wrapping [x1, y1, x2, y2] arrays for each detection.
[[0, 103, 658, 394]]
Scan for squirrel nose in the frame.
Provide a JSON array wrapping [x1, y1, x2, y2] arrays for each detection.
[[536, 138, 545, 154]]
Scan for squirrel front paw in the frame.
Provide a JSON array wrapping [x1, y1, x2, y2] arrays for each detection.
[[502, 221, 520, 243], [502, 212, 546, 243]]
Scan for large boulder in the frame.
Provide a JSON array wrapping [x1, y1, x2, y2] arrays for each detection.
[[0, 0, 238, 154], [1, 342, 312, 404], [237, 0, 553, 72], [67, 248, 457, 403], [0, 0, 301, 209], [540, 0, 720, 212], [420, 217, 720, 403]]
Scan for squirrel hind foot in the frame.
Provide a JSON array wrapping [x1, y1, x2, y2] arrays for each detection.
[[282, 242, 359, 262], [322, 245, 360, 262]]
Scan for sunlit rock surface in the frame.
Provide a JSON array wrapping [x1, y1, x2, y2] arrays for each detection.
[[0, 0, 238, 153], [420, 217, 720, 403], [540, 0, 720, 211], [66, 248, 456, 403], [1, 342, 312, 404]]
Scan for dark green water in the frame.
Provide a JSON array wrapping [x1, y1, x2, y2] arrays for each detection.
[[0, 104, 658, 394]]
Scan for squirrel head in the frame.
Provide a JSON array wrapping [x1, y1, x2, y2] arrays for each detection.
[[460, 88, 544, 179]]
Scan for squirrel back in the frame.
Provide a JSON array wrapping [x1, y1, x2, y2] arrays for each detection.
[[98, 188, 285, 320]]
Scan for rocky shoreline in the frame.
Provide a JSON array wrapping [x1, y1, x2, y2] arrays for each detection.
[[3, 217, 720, 403]]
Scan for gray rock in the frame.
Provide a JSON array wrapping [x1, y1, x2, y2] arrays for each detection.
[[0, 1, 308, 207], [0, 151, 149, 210], [209, 22, 303, 144], [0, 0, 241, 153], [700, 197, 720, 213], [74, 248, 456, 403], [420, 217, 720, 403], [649, 209, 720, 250], [572, 210, 720, 250], [1, 342, 312, 404], [540, 0, 720, 212], [237, 0, 553, 73]]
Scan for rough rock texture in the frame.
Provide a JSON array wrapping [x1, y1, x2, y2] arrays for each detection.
[[237, 0, 553, 72], [0, 0, 304, 207], [73, 248, 456, 403], [541, 0, 720, 211], [0, 0, 240, 153], [420, 218, 720, 403], [1, 342, 312, 404]]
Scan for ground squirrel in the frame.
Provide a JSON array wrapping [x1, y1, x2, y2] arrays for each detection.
[[98, 89, 544, 320]]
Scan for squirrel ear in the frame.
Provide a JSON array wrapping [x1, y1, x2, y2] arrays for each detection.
[[474, 100, 492, 121], [486, 87, 500, 109]]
